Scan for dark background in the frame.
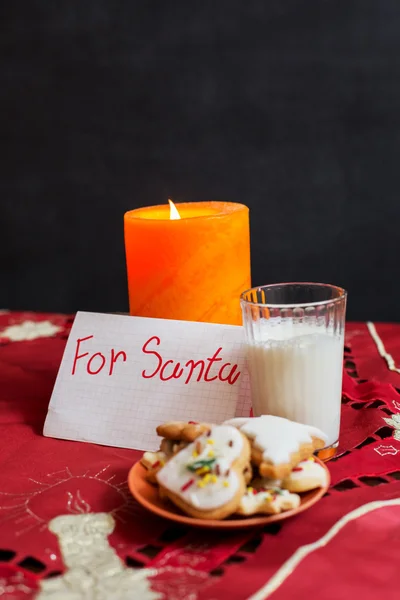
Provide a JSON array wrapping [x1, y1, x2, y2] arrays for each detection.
[[2, 1, 399, 321]]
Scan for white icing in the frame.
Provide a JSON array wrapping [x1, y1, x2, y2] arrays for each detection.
[[238, 488, 300, 515], [283, 459, 328, 487], [156, 425, 243, 511], [141, 451, 167, 470], [224, 415, 328, 464]]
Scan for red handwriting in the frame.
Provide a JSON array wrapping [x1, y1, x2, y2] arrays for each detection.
[[71, 335, 241, 385], [141, 336, 241, 385], [71, 336, 127, 376]]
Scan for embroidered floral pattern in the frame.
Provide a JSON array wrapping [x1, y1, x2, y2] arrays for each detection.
[[37, 513, 160, 600], [0, 320, 61, 342], [383, 413, 400, 442]]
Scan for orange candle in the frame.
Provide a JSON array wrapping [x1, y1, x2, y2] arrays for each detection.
[[124, 201, 251, 325]]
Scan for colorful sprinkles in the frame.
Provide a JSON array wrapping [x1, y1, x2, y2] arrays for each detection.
[[187, 457, 217, 473], [183, 434, 239, 490], [181, 478, 195, 492]]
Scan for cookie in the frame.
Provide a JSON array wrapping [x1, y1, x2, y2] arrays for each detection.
[[156, 425, 251, 520], [140, 451, 167, 483], [281, 457, 328, 493], [160, 439, 250, 483], [250, 475, 282, 491], [156, 421, 211, 443], [159, 438, 188, 457], [224, 415, 328, 479], [158, 429, 251, 480], [237, 486, 300, 516], [243, 464, 253, 485]]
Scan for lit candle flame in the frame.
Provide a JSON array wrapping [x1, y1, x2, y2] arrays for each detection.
[[168, 199, 181, 220]]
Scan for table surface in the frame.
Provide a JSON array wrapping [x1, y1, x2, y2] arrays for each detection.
[[1, 312, 400, 599]]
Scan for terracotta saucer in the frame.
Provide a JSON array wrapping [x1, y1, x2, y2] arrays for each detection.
[[128, 457, 330, 529]]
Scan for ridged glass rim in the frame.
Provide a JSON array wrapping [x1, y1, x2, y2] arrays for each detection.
[[240, 282, 347, 309]]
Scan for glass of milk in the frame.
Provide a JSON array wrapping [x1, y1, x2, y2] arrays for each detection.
[[240, 283, 347, 451]]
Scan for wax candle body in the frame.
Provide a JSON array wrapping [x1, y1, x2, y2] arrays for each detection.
[[124, 201, 251, 325]]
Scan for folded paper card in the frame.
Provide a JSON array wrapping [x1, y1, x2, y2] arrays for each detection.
[[44, 312, 251, 451]]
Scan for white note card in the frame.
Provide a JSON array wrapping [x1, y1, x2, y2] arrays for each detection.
[[44, 312, 251, 451]]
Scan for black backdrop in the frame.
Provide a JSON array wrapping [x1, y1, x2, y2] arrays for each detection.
[[2, 1, 400, 321]]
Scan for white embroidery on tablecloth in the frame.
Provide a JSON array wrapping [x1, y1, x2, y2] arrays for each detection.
[[383, 413, 400, 442], [0, 466, 141, 537], [66, 490, 91, 514], [374, 444, 399, 457], [0, 569, 36, 596], [36, 513, 160, 600], [393, 400, 400, 411], [1, 471, 215, 600], [155, 544, 209, 569], [366, 321, 400, 374], [151, 566, 211, 600], [248, 498, 400, 600], [0, 320, 61, 341]]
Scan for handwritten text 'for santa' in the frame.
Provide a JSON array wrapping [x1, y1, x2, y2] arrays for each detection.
[[71, 335, 241, 385]]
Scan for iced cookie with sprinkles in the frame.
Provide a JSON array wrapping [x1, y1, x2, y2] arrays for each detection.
[[156, 425, 251, 520], [237, 486, 300, 516], [157, 427, 252, 482], [156, 421, 211, 443], [281, 457, 328, 493], [224, 415, 328, 479]]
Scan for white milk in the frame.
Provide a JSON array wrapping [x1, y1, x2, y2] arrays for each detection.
[[246, 321, 344, 447]]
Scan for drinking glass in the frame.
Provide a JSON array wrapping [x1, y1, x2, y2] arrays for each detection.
[[240, 283, 347, 452]]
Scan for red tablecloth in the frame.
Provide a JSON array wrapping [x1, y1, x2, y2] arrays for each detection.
[[1, 312, 400, 599]]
